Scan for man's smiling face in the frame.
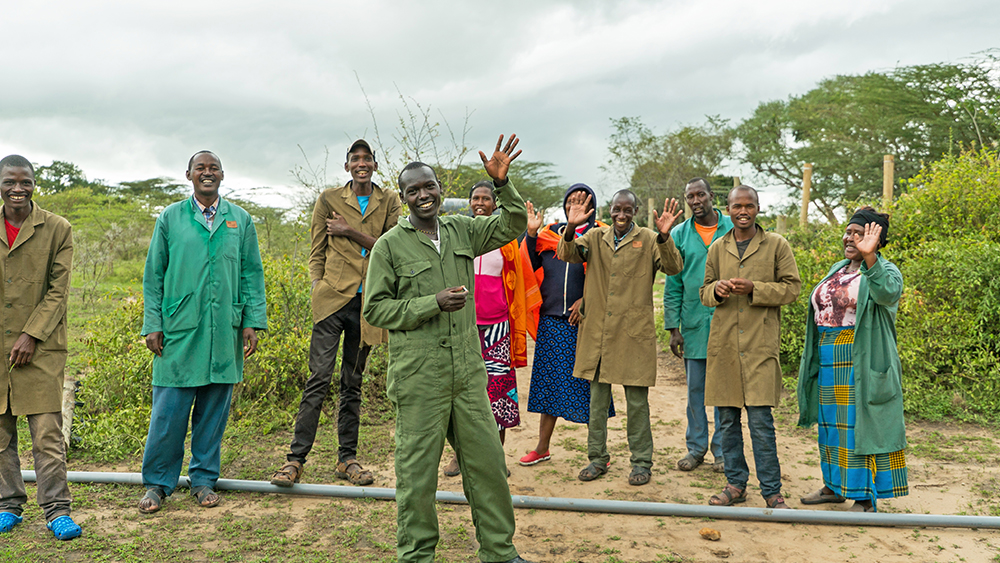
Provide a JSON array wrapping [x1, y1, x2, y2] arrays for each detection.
[[345, 148, 377, 185], [186, 152, 224, 201], [400, 166, 441, 222], [0, 166, 35, 213]]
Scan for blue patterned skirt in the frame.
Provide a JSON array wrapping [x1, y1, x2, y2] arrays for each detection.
[[817, 326, 908, 508], [527, 315, 614, 423]]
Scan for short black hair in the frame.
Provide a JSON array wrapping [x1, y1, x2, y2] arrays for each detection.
[[728, 185, 759, 205], [397, 161, 437, 188], [686, 177, 712, 193], [468, 180, 495, 201], [187, 150, 221, 171], [0, 155, 34, 176], [610, 189, 639, 208]]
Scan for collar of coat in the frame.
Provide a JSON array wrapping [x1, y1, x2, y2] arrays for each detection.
[[188, 195, 236, 234], [1, 201, 48, 251], [720, 223, 769, 261], [338, 181, 387, 219], [601, 222, 640, 251]]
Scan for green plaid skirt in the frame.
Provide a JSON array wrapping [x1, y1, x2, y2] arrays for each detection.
[[818, 326, 908, 508]]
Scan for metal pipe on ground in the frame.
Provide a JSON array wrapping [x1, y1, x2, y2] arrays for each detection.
[[24, 470, 999, 530]]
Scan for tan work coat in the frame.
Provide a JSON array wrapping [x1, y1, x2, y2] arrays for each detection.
[[0, 204, 72, 416], [700, 226, 800, 407], [557, 225, 683, 387], [309, 182, 401, 345]]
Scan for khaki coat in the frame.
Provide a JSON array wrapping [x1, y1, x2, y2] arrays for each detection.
[[0, 204, 72, 416], [310, 182, 401, 346], [699, 226, 800, 407], [557, 225, 683, 387]]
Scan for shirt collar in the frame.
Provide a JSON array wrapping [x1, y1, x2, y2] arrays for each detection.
[[192, 195, 220, 213]]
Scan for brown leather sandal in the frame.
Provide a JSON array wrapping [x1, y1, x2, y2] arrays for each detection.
[[765, 493, 790, 509], [709, 484, 747, 506], [270, 461, 303, 487], [335, 459, 375, 486]]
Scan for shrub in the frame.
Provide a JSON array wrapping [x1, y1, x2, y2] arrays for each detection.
[[74, 253, 393, 461]]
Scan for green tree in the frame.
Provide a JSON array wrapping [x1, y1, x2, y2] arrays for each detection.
[[604, 116, 734, 222], [34, 160, 111, 195], [736, 55, 1000, 224]]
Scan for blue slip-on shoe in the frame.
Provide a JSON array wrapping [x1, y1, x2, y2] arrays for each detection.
[[46, 515, 82, 540], [0, 511, 22, 533]]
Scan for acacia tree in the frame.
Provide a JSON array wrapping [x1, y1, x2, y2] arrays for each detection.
[[736, 54, 1000, 224], [604, 116, 735, 220]]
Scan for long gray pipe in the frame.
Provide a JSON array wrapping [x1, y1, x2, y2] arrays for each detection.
[[23, 470, 999, 529]]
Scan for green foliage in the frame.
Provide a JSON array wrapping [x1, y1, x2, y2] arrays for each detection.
[[604, 116, 734, 223], [737, 55, 1000, 224], [780, 148, 1000, 422], [34, 160, 111, 195], [74, 253, 393, 461]]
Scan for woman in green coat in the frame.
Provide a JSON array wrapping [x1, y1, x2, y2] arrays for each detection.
[[796, 207, 908, 513]]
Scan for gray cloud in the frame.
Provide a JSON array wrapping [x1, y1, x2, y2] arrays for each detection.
[[2, 0, 997, 207]]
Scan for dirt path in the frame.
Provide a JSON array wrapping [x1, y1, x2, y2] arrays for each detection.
[[45, 344, 1000, 562], [420, 343, 1000, 563]]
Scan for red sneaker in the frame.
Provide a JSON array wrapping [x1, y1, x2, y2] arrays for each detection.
[[519, 450, 552, 466]]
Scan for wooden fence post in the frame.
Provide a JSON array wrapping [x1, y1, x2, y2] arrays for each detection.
[[800, 163, 813, 228], [883, 155, 895, 210], [648, 198, 655, 228]]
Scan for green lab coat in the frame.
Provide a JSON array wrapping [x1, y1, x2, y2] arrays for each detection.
[[141, 197, 268, 387], [662, 211, 734, 359], [797, 256, 907, 455], [363, 181, 525, 563]]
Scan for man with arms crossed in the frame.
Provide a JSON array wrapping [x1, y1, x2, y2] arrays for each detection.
[[271, 139, 400, 487], [665, 178, 732, 473], [0, 155, 80, 540], [364, 135, 532, 563]]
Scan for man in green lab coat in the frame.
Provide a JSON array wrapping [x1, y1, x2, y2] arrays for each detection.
[[137, 151, 268, 514]]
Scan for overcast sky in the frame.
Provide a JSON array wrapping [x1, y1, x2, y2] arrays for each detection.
[[3, 0, 997, 210]]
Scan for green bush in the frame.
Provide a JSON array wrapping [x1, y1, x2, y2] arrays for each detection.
[[74, 253, 393, 461], [779, 147, 1000, 423]]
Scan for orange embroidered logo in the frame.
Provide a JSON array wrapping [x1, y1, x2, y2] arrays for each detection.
[[632, 240, 643, 248], [226, 221, 238, 228]]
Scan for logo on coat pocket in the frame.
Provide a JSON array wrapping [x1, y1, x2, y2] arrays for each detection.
[[227, 221, 237, 228]]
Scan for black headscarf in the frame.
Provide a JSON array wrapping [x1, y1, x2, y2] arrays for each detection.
[[848, 209, 889, 249]]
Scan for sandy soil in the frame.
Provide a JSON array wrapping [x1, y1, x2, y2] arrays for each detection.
[[50, 343, 1000, 562], [418, 342, 1000, 563]]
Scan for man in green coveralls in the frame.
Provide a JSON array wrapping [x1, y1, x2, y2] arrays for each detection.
[[138, 151, 268, 514], [364, 135, 533, 563]]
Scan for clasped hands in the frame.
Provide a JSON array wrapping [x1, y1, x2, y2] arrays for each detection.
[[714, 278, 754, 299]]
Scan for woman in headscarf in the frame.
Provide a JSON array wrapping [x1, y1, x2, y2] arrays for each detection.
[[517, 184, 614, 467], [796, 207, 908, 512], [442, 181, 540, 477]]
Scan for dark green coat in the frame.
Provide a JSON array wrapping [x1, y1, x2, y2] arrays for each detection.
[[797, 256, 907, 455], [141, 197, 268, 387]]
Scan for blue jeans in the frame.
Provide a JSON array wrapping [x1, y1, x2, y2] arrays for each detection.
[[717, 406, 782, 498], [142, 384, 234, 496], [684, 359, 723, 462]]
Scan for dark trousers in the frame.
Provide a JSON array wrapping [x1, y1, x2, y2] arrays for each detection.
[[288, 294, 371, 464]]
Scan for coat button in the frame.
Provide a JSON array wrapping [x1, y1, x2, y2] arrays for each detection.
[[3, 303, 9, 308], [739, 329, 744, 334], [739, 309, 744, 313], [740, 264, 744, 269], [609, 292, 614, 296], [4, 330, 9, 335], [411, 269, 415, 274]]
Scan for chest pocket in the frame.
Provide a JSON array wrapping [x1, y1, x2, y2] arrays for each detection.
[[619, 245, 648, 279], [220, 225, 241, 262], [453, 246, 475, 285], [394, 261, 432, 297]]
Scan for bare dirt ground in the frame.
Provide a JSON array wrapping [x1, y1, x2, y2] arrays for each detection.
[[15, 344, 1000, 563], [423, 345, 1000, 563]]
